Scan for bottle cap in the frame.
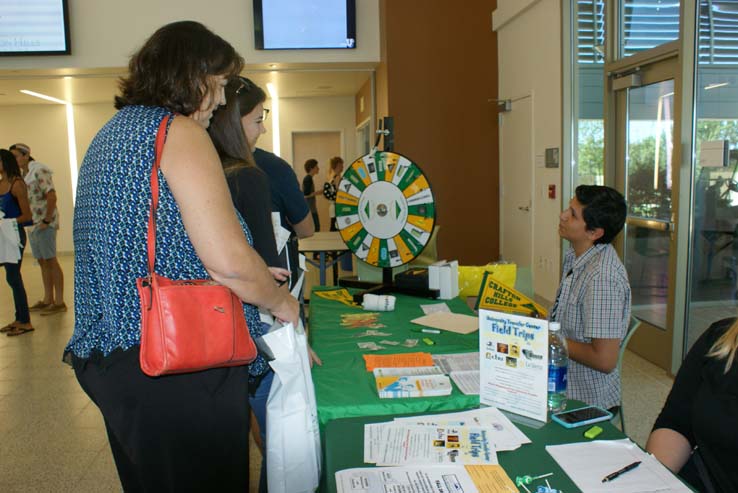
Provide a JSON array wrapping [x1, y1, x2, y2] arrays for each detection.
[[549, 322, 561, 331]]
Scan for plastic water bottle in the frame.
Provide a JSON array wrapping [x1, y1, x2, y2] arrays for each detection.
[[547, 322, 568, 413]]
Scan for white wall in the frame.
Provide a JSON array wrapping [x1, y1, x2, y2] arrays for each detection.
[[0, 104, 73, 252], [1, 0, 380, 71], [0, 102, 119, 253], [494, 0, 562, 301], [279, 96, 358, 168]]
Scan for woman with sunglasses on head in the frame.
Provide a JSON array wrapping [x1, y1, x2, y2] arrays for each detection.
[[209, 76, 322, 493], [0, 149, 33, 336], [64, 22, 298, 492], [233, 78, 315, 291]]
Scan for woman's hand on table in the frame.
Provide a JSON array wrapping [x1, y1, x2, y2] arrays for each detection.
[[308, 345, 322, 368]]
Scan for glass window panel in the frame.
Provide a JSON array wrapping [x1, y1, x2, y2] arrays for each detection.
[[624, 80, 674, 330], [621, 0, 681, 58], [574, 0, 605, 186], [686, 2, 738, 355]]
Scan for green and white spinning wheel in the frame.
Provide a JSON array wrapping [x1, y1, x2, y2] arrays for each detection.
[[335, 150, 436, 268]]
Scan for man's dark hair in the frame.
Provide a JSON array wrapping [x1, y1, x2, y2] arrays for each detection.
[[304, 159, 318, 173], [575, 185, 627, 244], [114, 21, 243, 114]]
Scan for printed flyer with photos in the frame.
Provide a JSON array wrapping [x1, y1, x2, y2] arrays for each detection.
[[478, 310, 549, 422]]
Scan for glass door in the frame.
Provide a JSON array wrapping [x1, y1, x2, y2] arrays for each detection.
[[612, 54, 680, 370]]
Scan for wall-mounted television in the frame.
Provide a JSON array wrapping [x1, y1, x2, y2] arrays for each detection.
[[254, 0, 356, 50], [0, 0, 70, 56]]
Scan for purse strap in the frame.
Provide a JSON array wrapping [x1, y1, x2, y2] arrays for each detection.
[[146, 114, 172, 275]]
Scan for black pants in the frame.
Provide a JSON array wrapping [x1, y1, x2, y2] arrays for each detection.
[[73, 347, 250, 493], [3, 227, 29, 324], [311, 210, 320, 232]]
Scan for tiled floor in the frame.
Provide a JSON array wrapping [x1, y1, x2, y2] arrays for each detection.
[[1, 254, 676, 491]]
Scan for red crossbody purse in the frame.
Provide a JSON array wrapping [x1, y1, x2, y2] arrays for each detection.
[[136, 115, 257, 376]]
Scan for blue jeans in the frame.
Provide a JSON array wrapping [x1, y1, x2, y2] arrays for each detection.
[[3, 228, 29, 324], [250, 369, 274, 493]]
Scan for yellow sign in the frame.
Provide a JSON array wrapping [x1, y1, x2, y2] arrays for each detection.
[[458, 263, 517, 298], [476, 272, 548, 318], [312, 288, 360, 308]]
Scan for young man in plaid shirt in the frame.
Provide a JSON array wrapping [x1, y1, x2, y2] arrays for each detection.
[[550, 185, 631, 412]]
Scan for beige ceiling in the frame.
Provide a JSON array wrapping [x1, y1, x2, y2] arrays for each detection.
[[0, 64, 374, 106]]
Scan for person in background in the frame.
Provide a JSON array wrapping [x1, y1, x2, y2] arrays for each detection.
[[0, 149, 34, 336], [64, 21, 298, 492], [236, 78, 314, 288], [549, 185, 630, 412], [302, 158, 321, 232], [324, 156, 344, 231], [646, 316, 738, 491], [10, 143, 66, 316]]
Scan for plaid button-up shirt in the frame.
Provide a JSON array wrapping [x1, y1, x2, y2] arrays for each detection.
[[550, 243, 631, 409]]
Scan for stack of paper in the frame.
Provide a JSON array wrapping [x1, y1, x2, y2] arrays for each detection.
[[546, 439, 692, 492], [364, 422, 498, 466], [373, 367, 452, 398], [433, 352, 481, 395], [394, 407, 531, 452]]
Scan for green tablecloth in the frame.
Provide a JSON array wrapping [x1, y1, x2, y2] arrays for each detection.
[[323, 404, 621, 493], [308, 287, 480, 426]]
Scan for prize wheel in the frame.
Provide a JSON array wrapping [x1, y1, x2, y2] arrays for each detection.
[[335, 150, 436, 268]]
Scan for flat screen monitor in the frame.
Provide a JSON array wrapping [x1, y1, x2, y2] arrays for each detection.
[[0, 0, 70, 55], [254, 0, 356, 50]]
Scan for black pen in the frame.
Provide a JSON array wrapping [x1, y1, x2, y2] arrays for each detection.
[[601, 461, 641, 483]]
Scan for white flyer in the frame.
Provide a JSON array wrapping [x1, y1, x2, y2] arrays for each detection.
[[336, 465, 479, 493], [393, 407, 530, 452], [432, 352, 480, 373], [449, 370, 481, 395], [479, 310, 549, 423], [363, 423, 498, 466]]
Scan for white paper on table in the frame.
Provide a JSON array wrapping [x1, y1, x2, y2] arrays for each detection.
[[271, 212, 292, 255], [394, 407, 530, 452], [336, 465, 479, 493], [545, 439, 692, 493], [299, 253, 307, 271], [449, 370, 481, 395], [364, 423, 498, 466], [432, 352, 480, 373], [420, 302, 451, 315]]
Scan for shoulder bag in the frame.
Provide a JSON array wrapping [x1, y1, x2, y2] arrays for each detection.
[[136, 114, 257, 377]]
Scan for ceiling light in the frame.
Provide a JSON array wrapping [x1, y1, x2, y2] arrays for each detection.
[[18, 89, 78, 203], [20, 89, 68, 104]]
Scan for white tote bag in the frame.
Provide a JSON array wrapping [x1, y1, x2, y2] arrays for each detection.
[[263, 321, 322, 493]]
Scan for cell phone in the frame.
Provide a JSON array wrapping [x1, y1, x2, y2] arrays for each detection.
[[551, 405, 613, 428]]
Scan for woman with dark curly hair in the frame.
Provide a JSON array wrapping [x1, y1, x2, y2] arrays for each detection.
[[64, 21, 298, 491]]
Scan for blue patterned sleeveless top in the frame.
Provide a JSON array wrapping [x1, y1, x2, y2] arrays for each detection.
[[66, 105, 267, 376]]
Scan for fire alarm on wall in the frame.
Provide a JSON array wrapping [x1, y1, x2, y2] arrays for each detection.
[[548, 184, 556, 199]]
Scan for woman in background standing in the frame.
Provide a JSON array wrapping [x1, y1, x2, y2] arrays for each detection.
[[0, 149, 33, 336], [324, 156, 344, 231], [302, 158, 321, 232]]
